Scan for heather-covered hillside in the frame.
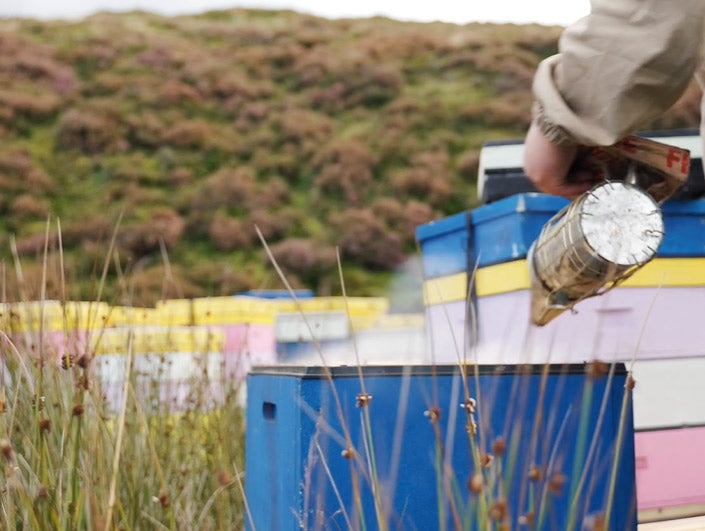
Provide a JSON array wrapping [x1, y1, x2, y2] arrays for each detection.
[[0, 10, 699, 305]]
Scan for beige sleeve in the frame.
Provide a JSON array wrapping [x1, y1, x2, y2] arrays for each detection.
[[533, 0, 705, 146]]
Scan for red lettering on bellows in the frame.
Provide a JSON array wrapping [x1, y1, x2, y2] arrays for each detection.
[[682, 152, 690, 175], [666, 148, 681, 170]]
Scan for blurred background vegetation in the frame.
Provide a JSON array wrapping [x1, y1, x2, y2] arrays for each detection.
[[0, 9, 700, 306]]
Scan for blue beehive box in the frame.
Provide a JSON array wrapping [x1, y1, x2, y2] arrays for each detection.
[[416, 194, 568, 277], [245, 364, 636, 530], [660, 200, 705, 255], [416, 194, 705, 277], [415, 211, 471, 278]]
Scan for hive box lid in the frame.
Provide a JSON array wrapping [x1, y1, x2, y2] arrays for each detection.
[[249, 363, 628, 378], [415, 211, 468, 242], [415, 194, 570, 245], [470, 193, 568, 224]]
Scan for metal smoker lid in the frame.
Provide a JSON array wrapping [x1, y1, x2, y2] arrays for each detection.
[[580, 181, 664, 266]]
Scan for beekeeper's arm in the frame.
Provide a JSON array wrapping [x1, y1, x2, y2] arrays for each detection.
[[524, 0, 705, 198]]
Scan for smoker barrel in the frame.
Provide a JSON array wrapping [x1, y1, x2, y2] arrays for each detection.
[[530, 181, 664, 323]]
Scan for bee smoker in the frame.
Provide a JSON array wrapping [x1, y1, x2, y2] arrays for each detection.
[[525, 135, 691, 326], [528, 176, 665, 326]]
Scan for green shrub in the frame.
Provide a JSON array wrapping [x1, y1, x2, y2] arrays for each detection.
[[56, 106, 125, 154]]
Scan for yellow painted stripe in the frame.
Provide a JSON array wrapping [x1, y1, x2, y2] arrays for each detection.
[[424, 258, 705, 304], [422, 273, 467, 305], [475, 261, 530, 297], [622, 258, 705, 287]]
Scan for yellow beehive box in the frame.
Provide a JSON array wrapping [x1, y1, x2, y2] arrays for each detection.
[[192, 297, 249, 325], [159, 297, 278, 326], [350, 313, 425, 332], [294, 298, 335, 313], [63, 301, 111, 331], [228, 297, 276, 325], [344, 297, 389, 317], [93, 326, 225, 356], [92, 328, 130, 355], [156, 299, 195, 327], [290, 297, 389, 317], [0, 300, 65, 332], [271, 298, 298, 313], [106, 306, 159, 328]]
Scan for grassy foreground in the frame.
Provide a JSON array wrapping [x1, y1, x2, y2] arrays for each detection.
[[0, 323, 246, 530]]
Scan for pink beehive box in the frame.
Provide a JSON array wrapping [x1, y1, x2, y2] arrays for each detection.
[[635, 427, 705, 516]]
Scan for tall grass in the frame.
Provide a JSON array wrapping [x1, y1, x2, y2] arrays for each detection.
[[0, 221, 247, 530], [0, 307, 247, 529], [0, 339, 246, 529]]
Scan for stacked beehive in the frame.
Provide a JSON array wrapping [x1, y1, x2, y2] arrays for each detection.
[[417, 161, 705, 521], [0, 300, 111, 362], [0, 294, 425, 410], [157, 296, 277, 384], [94, 324, 227, 411]]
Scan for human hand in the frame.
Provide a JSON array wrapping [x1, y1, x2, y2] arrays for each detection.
[[523, 122, 601, 199]]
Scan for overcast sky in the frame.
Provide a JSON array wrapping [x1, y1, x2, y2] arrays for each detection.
[[0, 1, 590, 26]]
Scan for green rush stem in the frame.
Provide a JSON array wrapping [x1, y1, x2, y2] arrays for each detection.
[[39, 436, 51, 527], [361, 407, 387, 531], [447, 472, 467, 527], [604, 378, 632, 528], [32, 221, 50, 497], [463, 493, 473, 530], [566, 381, 593, 531], [2, 472, 14, 529], [433, 432, 446, 531], [467, 432, 489, 529], [518, 363, 550, 522], [130, 384, 176, 530], [495, 456, 503, 504], [503, 428, 521, 507], [0, 383, 13, 526], [486, 454, 497, 503], [430, 420, 462, 530], [50, 506, 61, 529], [568, 364, 617, 529], [431, 404, 462, 531], [315, 440, 354, 530], [537, 407, 572, 530], [17, 484, 42, 529], [444, 466, 463, 530], [67, 413, 83, 531], [72, 488, 86, 530], [32, 373, 45, 498], [348, 459, 367, 531]]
